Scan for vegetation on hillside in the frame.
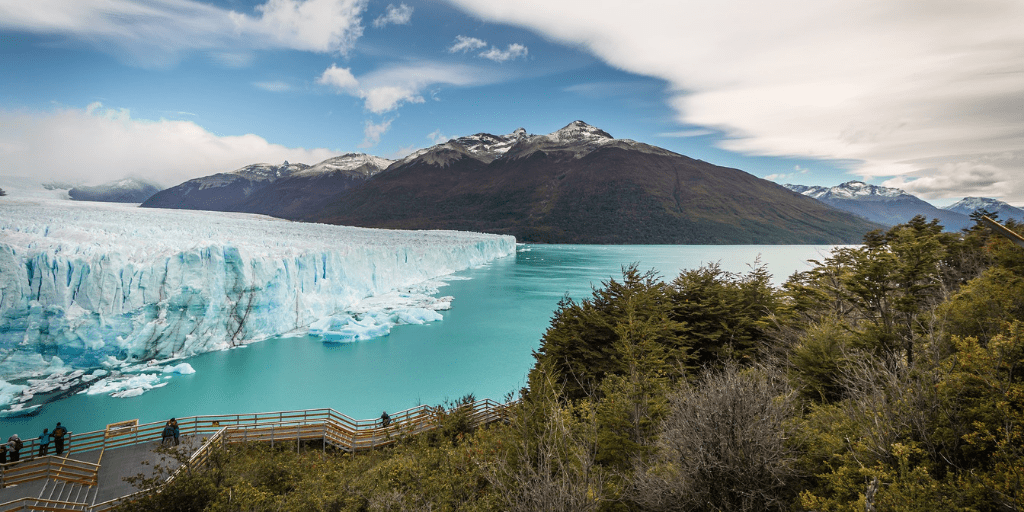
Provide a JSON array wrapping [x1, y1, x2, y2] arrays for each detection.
[[123, 214, 1024, 511]]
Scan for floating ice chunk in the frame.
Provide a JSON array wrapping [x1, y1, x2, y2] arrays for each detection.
[[0, 403, 41, 417], [81, 369, 109, 382], [309, 314, 392, 342], [162, 363, 196, 375], [85, 373, 166, 398], [0, 379, 28, 408], [395, 307, 443, 324]]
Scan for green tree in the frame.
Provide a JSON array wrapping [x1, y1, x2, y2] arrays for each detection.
[[669, 261, 780, 367], [532, 265, 686, 401]]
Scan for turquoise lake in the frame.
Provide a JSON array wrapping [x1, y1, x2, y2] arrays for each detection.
[[1, 244, 840, 436]]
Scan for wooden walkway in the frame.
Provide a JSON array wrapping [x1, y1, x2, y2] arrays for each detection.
[[0, 399, 512, 511]]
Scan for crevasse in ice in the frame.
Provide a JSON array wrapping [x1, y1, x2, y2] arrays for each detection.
[[0, 198, 516, 381]]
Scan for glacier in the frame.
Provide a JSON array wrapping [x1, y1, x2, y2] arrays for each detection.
[[0, 196, 516, 396]]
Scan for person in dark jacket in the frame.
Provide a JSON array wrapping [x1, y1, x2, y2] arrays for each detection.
[[161, 421, 174, 446], [8, 435, 22, 462], [51, 423, 68, 456], [170, 418, 180, 446], [0, 442, 7, 464], [38, 428, 51, 456], [380, 411, 391, 428]]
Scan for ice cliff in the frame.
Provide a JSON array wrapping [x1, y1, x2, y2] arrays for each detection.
[[0, 198, 516, 381]]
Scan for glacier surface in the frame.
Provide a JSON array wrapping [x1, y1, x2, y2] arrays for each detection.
[[0, 197, 515, 395]]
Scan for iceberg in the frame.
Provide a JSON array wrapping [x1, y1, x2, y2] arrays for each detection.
[[0, 197, 516, 381]]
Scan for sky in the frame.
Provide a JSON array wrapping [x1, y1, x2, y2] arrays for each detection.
[[1, 0, 1022, 206]]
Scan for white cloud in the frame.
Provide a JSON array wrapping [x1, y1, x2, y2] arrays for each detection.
[[449, 35, 487, 53], [427, 129, 450, 145], [0, 0, 367, 66], [317, 64, 359, 91], [318, 62, 497, 114], [360, 118, 393, 148], [0, 105, 337, 187], [448, 0, 1024, 202], [253, 81, 292, 92], [479, 43, 528, 62], [362, 86, 424, 113], [373, 3, 413, 28]]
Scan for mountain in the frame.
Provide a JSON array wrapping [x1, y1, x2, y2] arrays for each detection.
[[142, 162, 308, 211], [942, 197, 1024, 222], [783, 181, 971, 231], [141, 155, 392, 215], [68, 178, 162, 203], [232, 154, 394, 218], [308, 121, 881, 244]]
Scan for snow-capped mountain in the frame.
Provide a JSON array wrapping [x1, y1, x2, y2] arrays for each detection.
[[312, 121, 880, 244], [783, 181, 971, 231], [942, 197, 1024, 221], [67, 178, 163, 203], [395, 121, 675, 169], [295, 153, 394, 177], [142, 155, 389, 215]]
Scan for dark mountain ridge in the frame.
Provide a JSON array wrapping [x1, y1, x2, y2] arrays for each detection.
[[310, 122, 881, 244]]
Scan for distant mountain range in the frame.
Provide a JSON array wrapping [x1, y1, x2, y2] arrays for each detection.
[[68, 178, 162, 203], [143, 155, 393, 218], [143, 121, 880, 244], [304, 121, 879, 243], [784, 182, 1023, 230]]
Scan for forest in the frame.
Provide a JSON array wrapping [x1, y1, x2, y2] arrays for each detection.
[[120, 213, 1024, 511]]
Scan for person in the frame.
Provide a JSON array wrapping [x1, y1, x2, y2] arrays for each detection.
[[380, 411, 391, 428], [51, 422, 68, 456], [1, 442, 8, 465], [161, 421, 174, 446], [38, 428, 51, 456], [170, 418, 180, 446], [8, 434, 21, 462]]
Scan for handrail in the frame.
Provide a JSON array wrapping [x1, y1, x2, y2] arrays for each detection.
[[0, 399, 518, 511], [0, 496, 92, 512], [982, 215, 1024, 249]]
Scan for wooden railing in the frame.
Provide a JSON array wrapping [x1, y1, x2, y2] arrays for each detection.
[[2, 399, 516, 512], [0, 456, 99, 489]]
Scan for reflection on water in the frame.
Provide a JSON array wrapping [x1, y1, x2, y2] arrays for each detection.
[[0, 244, 840, 436]]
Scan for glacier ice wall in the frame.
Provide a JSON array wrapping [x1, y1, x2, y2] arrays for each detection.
[[0, 199, 515, 379]]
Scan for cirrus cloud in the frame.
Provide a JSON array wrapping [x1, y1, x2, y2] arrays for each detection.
[[448, 0, 1024, 202]]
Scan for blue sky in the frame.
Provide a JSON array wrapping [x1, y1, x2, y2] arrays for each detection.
[[2, 0, 1023, 205]]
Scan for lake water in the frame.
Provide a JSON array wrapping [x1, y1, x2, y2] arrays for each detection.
[[1, 244, 839, 437]]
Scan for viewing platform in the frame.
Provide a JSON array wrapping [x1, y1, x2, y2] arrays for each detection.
[[0, 399, 512, 511]]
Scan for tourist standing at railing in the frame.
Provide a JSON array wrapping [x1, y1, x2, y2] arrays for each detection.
[[161, 421, 174, 446], [7, 434, 21, 462], [170, 418, 180, 446], [380, 411, 391, 428], [38, 428, 51, 456], [51, 422, 68, 456]]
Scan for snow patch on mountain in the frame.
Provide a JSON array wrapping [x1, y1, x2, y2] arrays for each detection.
[[785, 181, 911, 200], [943, 197, 1024, 220], [296, 153, 394, 177]]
